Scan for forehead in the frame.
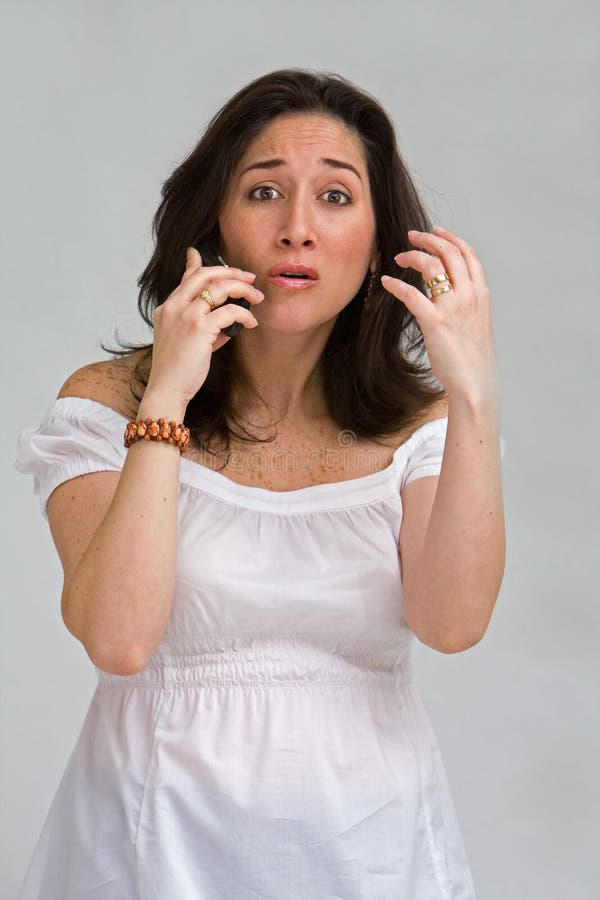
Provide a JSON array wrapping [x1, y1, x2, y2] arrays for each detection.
[[238, 113, 367, 170]]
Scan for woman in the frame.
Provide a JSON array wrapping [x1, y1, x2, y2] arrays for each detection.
[[15, 68, 506, 898]]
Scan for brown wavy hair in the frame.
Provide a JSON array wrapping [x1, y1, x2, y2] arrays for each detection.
[[101, 67, 446, 466]]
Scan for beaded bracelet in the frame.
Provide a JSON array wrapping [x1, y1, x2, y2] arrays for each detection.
[[124, 418, 191, 454]]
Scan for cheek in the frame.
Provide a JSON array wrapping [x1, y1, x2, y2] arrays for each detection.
[[219, 204, 250, 243], [219, 217, 256, 267], [331, 232, 372, 273]]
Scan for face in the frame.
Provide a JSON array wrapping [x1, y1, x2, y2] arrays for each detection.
[[218, 113, 378, 333]]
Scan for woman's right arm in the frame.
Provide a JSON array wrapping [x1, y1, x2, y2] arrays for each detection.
[[57, 389, 187, 677], [53, 247, 264, 675]]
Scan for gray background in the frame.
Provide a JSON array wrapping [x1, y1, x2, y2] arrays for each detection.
[[3, 0, 599, 897]]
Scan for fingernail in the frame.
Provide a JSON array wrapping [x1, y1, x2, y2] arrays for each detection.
[[435, 225, 446, 231]]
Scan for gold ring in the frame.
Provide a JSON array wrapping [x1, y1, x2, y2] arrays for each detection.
[[198, 289, 216, 310], [427, 272, 452, 289], [427, 271, 453, 299], [431, 284, 452, 297]]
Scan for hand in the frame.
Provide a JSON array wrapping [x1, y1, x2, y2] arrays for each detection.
[[146, 247, 264, 408], [381, 226, 500, 403]]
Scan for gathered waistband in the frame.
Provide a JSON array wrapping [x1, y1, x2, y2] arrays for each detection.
[[96, 638, 414, 691]]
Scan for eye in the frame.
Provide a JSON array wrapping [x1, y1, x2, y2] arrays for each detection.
[[248, 186, 281, 201], [322, 189, 351, 206], [247, 186, 352, 206]]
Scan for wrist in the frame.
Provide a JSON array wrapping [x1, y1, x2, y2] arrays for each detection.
[[137, 390, 188, 424], [447, 386, 501, 419]]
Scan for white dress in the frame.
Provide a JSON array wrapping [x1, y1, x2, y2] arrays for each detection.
[[14, 396, 507, 899]]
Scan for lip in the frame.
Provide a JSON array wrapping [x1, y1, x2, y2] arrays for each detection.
[[268, 275, 319, 290], [267, 263, 319, 279]]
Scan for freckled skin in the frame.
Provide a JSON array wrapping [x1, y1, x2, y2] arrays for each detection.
[[62, 116, 444, 490], [216, 113, 379, 429]]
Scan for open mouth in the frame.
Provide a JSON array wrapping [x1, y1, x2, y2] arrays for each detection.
[[268, 274, 318, 289], [266, 262, 319, 290]]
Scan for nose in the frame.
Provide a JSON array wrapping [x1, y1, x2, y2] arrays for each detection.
[[275, 192, 317, 249]]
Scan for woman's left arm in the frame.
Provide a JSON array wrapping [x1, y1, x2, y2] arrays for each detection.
[[407, 391, 505, 652], [383, 226, 506, 652]]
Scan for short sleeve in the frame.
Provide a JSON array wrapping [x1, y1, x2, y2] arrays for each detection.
[[14, 397, 128, 521], [398, 417, 508, 491]]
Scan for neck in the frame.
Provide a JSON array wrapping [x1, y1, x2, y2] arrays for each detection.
[[230, 323, 334, 424]]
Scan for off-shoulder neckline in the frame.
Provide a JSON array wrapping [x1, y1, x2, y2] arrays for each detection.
[[49, 395, 448, 509]]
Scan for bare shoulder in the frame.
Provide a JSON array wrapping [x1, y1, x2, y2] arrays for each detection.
[[57, 348, 150, 421]]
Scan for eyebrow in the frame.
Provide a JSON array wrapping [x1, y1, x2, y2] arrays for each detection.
[[239, 157, 362, 183]]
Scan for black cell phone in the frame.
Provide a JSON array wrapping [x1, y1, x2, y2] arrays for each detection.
[[195, 244, 251, 339]]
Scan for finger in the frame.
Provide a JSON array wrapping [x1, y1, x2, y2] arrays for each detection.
[[189, 276, 264, 308], [180, 264, 256, 294], [407, 230, 469, 289], [207, 304, 259, 331], [185, 246, 203, 270], [182, 247, 203, 282], [393, 249, 451, 283], [380, 274, 440, 330], [182, 246, 256, 285], [433, 226, 487, 286], [186, 247, 197, 266]]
